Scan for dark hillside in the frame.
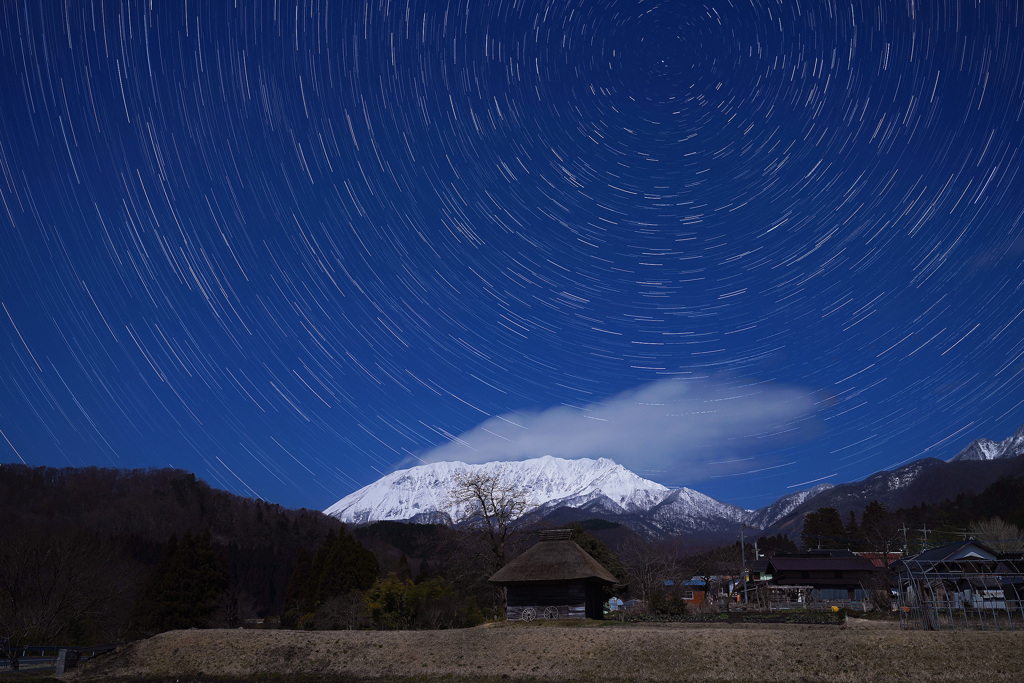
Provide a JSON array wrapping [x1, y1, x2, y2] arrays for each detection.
[[0, 464, 341, 619], [765, 454, 1024, 537]]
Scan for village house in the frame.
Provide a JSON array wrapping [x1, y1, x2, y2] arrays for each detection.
[[764, 550, 878, 606], [663, 578, 711, 607], [488, 529, 618, 620]]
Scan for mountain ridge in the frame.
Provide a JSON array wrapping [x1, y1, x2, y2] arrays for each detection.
[[949, 424, 1024, 462], [326, 425, 1024, 539]]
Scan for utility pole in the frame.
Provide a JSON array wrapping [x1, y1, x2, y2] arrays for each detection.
[[740, 523, 749, 605]]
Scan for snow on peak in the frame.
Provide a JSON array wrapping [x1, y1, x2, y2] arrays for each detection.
[[745, 482, 834, 529], [949, 426, 1024, 462], [323, 456, 671, 524]]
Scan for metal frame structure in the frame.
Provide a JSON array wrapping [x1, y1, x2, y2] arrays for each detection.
[[894, 557, 1024, 631]]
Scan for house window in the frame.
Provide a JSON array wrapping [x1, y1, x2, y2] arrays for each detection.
[[682, 591, 694, 601]]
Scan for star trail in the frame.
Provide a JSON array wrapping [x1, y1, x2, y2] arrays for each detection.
[[1, 0, 1023, 511]]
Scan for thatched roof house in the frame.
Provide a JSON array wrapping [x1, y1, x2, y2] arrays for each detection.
[[489, 529, 617, 620]]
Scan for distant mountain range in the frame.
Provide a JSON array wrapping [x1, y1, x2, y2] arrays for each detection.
[[325, 425, 1024, 541]]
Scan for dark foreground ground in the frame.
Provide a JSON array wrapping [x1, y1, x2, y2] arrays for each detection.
[[63, 619, 1024, 683]]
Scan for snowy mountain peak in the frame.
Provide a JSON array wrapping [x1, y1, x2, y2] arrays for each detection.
[[949, 426, 1024, 462], [745, 482, 835, 530], [324, 456, 671, 525], [323, 424, 1024, 538]]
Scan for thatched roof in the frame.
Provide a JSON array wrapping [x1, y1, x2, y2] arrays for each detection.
[[488, 529, 618, 585]]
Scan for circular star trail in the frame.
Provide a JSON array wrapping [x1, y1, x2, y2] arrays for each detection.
[[1, 0, 1022, 509]]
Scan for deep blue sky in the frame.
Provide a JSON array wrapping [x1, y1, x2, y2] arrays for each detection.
[[1, 0, 1022, 512]]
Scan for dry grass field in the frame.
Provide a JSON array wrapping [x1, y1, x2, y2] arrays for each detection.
[[68, 619, 1024, 683]]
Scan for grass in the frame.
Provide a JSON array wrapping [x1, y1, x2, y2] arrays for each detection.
[[66, 620, 1024, 683]]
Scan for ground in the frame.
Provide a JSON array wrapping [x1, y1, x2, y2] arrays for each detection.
[[66, 620, 1024, 683]]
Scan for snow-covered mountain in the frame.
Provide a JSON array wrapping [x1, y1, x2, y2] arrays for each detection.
[[324, 455, 892, 536], [949, 425, 1024, 462], [325, 425, 1024, 538], [324, 456, 673, 525], [643, 487, 751, 535], [744, 482, 835, 530]]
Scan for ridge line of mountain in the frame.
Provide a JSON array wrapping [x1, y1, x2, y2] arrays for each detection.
[[325, 425, 1024, 538]]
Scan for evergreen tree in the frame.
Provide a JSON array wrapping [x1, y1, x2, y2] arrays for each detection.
[[279, 548, 312, 628], [800, 507, 846, 549], [562, 522, 625, 583], [860, 500, 902, 559], [755, 533, 798, 557], [280, 526, 378, 628], [844, 511, 860, 550], [132, 530, 229, 635], [396, 554, 412, 581], [309, 528, 379, 604]]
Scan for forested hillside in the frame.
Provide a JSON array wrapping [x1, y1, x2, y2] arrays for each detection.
[[798, 472, 1024, 552], [0, 464, 341, 645]]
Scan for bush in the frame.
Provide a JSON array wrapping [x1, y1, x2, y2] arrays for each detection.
[[414, 594, 485, 629], [651, 592, 688, 616], [314, 592, 371, 630], [364, 574, 485, 630], [297, 612, 317, 630]]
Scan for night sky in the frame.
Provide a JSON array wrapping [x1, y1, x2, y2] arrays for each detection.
[[2, 0, 1023, 513]]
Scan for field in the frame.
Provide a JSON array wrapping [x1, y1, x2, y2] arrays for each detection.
[[68, 619, 1024, 683]]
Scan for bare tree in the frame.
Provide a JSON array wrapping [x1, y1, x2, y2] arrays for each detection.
[[618, 535, 682, 612], [447, 467, 535, 572], [0, 531, 131, 670], [968, 517, 1024, 553], [860, 500, 903, 564]]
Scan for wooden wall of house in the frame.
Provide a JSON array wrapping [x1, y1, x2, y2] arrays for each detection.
[[505, 581, 606, 620], [506, 604, 587, 620], [583, 582, 604, 619], [507, 581, 586, 607]]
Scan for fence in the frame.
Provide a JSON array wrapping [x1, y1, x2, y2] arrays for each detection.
[[0, 644, 117, 673], [894, 559, 1024, 631], [750, 583, 874, 613]]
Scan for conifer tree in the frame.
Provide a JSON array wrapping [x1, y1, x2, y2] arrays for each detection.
[[800, 507, 846, 549], [280, 526, 378, 628], [844, 511, 860, 550], [132, 530, 229, 635], [279, 548, 312, 628]]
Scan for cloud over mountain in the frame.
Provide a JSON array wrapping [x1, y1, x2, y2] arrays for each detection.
[[414, 379, 820, 482]]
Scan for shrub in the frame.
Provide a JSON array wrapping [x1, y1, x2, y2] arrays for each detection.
[[364, 574, 485, 630]]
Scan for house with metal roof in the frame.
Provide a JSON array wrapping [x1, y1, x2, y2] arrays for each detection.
[[488, 529, 618, 620], [765, 550, 878, 605]]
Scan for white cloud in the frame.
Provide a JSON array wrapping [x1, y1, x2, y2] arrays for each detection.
[[416, 378, 820, 482]]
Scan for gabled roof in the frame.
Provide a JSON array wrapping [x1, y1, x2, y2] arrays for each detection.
[[749, 559, 770, 572], [488, 530, 618, 584], [908, 539, 998, 563]]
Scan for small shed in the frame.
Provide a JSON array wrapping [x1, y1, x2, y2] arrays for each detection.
[[488, 529, 618, 620], [668, 578, 710, 606]]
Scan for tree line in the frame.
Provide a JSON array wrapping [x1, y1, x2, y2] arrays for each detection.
[[799, 472, 1024, 554]]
